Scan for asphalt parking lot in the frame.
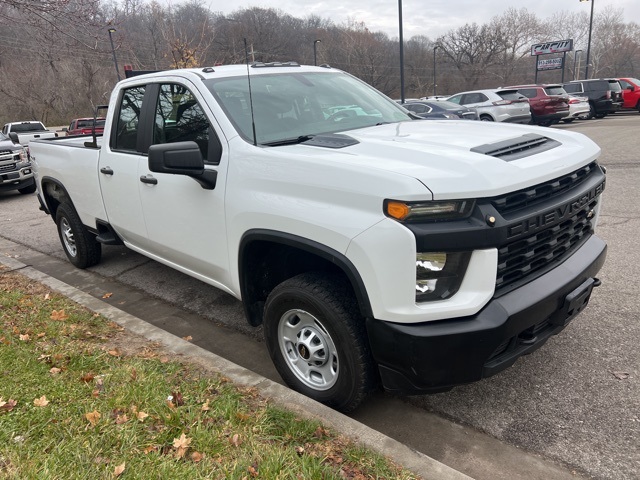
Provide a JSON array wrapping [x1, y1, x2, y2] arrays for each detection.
[[1, 113, 638, 479]]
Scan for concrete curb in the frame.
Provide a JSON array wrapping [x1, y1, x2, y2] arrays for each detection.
[[0, 254, 472, 479]]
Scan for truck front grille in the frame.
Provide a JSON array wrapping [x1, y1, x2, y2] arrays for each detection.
[[493, 162, 603, 293], [496, 201, 595, 290], [0, 162, 17, 173], [492, 162, 598, 215]]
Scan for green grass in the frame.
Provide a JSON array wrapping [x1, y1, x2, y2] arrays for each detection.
[[0, 270, 419, 479]]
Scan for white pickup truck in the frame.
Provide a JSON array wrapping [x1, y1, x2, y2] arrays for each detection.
[[2, 121, 57, 146], [30, 63, 607, 411]]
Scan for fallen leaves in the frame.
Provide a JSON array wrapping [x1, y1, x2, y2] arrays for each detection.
[[113, 462, 125, 476], [102, 292, 113, 299], [50, 310, 69, 321], [0, 398, 18, 413], [612, 371, 630, 380], [33, 396, 49, 407], [172, 433, 192, 458], [85, 410, 101, 426], [229, 433, 242, 447]]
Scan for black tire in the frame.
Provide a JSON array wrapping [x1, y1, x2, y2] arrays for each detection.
[[562, 118, 575, 123], [18, 183, 36, 194], [585, 103, 596, 120], [479, 114, 494, 122], [263, 272, 377, 412], [55, 203, 101, 269]]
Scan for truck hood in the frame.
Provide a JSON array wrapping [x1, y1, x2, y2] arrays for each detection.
[[293, 121, 601, 199]]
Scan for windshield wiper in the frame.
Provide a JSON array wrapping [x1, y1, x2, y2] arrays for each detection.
[[261, 135, 314, 147]]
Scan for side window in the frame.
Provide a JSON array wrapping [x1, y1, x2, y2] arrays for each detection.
[[447, 95, 461, 105], [619, 80, 630, 90], [154, 83, 221, 164], [563, 83, 580, 94], [519, 89, 537, 99], [113, 86, 146, 151]]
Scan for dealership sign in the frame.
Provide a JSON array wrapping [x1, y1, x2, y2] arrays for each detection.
[[531, 39, 573, 56], [537, 57, 564, 71]]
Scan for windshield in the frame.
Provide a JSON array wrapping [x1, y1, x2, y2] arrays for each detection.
[[204, 71, 411, 145]]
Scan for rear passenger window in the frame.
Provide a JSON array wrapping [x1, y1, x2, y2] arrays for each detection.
[[113, 86, 146, 151], [563, 84, 581, 93], [153, 84, 222, 164]]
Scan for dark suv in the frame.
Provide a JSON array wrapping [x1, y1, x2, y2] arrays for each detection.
[[505, 84, 570, 126], [562, 79, 623, 119]]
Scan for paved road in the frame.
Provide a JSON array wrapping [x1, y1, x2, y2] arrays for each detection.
[[1, 114, 638, 479]]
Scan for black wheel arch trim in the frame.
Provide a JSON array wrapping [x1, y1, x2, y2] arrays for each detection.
[[39, 176, 76, 222], [238, 229, 373, 326]]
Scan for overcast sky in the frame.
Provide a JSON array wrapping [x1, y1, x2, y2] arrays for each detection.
[[201, 0, 640, 38]]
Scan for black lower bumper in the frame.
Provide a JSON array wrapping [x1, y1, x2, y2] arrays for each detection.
[[0, 175, 34, 193], [367, 235, 607, 395]]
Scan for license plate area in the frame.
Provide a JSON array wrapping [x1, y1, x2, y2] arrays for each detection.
[[551, 278, 598, 327]]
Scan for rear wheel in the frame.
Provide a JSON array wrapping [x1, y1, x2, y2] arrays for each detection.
[[55, 203, 101, 269], [263, 272, 377, 412]]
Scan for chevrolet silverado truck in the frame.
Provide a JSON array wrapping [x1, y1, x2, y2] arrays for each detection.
[[2, 121, 57, 147], [0, 131, 35, 194], [29, 63, 607, 411]]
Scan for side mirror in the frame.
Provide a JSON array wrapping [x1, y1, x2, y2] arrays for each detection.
[[8, 132, 19, 144], [148, 141, 217, 190]]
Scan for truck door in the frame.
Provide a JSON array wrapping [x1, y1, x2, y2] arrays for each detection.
[[137, 81, 231, 290], [98, 85, 150, 247]]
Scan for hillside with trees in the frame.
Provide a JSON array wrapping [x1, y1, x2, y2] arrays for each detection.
[[0, 0, 638, 125]]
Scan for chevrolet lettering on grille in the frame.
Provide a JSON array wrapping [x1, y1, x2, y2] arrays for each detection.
[[506, 180, 605, 240]]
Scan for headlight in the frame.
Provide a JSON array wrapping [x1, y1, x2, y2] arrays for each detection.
[[385, 199, 474, 223], [416, 251, 471, 302], [14, 147, 29, 164]]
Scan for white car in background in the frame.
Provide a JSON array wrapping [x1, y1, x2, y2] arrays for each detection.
[[563, 95, 591, 123], [446, 89, 531, 124]]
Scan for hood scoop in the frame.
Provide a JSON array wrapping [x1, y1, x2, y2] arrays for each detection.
[[470, 133, 560, 161], [302, 133, 359, 149]]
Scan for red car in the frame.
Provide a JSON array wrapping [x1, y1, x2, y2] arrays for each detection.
[[504, 84, 570, 126], [66, 117, 105, 136], [618, 77, 640, 112]]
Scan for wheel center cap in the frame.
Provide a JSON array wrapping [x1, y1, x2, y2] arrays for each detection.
[[297, 344, 310, 360]]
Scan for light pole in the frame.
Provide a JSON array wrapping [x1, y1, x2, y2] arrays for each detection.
[[107, 28, 121, 82], [398, 0, 405, 103], [313, 39, 321, 66], [580, 0, 595, 79], [433, 45, 440, 97], [573, 49, 583, 80]]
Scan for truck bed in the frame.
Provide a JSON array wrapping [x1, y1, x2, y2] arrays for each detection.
[[30, 136, 107, 228]]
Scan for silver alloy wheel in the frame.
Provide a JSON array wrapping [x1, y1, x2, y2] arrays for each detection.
[[277, 308, 339, 391], [60, 217, 77, 257]]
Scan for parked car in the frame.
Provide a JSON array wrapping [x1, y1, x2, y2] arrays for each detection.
[[504, 84, 570, 126], [562, 79, 623, 119], [401, 100, 478, 120], [617, 77, 640, 112], [66, 117, 106, 136], [0, 131, 34, 194], [2, 121, 57, 146], [564, 95, 591, 123], [445, 89, 531, 123]]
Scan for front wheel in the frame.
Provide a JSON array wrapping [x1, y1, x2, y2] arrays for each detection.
[[55, 203, 102, 269], [263, 273, 377, 412], [479, 114, 494, 122]]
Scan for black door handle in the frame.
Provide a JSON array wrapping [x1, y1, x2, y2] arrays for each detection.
[[139, 175, 158, 185], [100, 167, 114, 175]]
